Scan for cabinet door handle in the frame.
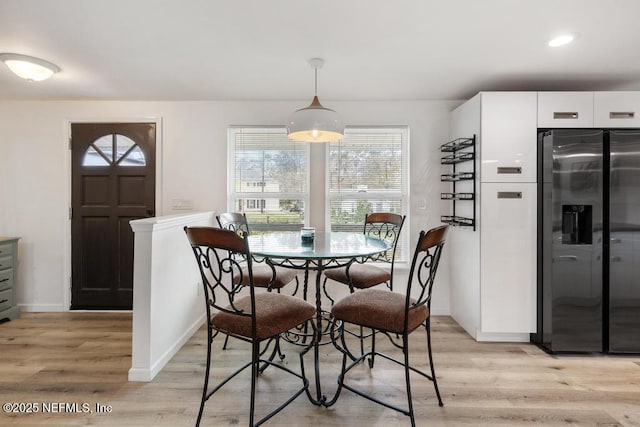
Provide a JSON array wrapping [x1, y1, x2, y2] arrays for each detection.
[[609, 112, 635, 119], [497, 192, 522, 199], [558, 255, 578, 261], [553, 112, 579, 119], [497, 167, 522, 174]]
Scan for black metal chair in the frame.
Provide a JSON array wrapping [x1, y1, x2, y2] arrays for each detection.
[[322, 212, 405, 304], [327, 225, 448, 427], [322, 212, 405, 356], [217, 212, 299, 293], [184, 226, 316, 426]]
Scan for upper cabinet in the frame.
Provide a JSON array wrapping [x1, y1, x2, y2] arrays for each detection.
[[481, 92, 537, 183], [594, 92, 640, 127], [538, 91, 594, 128]]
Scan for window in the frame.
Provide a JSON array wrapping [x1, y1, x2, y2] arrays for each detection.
[[327, 127, 408, 259], [82, 134, 146, 166], [228, 127, 309, 233]]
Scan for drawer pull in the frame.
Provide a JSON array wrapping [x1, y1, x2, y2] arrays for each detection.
[[0, 279, 8, 283], [609, 111, 635, 119], [558, 255, 578, 261], [497, 167, 522, 174], [497, 192, 522, 199], [0, 299, 7, 304], [554, 112, 579, 119]]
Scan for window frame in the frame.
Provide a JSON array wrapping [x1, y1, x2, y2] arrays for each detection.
[[227, 126, 311, 230], [325, 126, 410, 261]]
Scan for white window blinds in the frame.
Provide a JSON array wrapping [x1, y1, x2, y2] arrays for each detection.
[[228, 127, 309, 232]]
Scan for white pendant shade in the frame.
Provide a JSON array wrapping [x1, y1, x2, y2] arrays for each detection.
[[287, 96, 344, 143], [287, 58, 344, 143], [0, 53, 60, 81]]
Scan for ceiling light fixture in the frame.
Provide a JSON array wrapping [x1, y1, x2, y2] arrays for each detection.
[[548, 34, 575, 47], [0, 53, 60, 81], [286, 58, 344, 143]]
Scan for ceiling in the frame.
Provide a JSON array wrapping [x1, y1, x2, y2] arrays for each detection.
[[2, 0, 640, 101]]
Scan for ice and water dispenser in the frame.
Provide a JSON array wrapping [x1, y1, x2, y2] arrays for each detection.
[[561, 204, 592, 244]]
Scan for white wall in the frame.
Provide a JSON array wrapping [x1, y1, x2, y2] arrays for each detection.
[[0, 99, 460, 313], [129, 211, 214, 382]]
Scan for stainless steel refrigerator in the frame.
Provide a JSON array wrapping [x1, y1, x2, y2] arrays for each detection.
[[536, 129, 640, 353]]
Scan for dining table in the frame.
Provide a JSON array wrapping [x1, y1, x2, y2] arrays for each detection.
[[247, 230, 391, 406]]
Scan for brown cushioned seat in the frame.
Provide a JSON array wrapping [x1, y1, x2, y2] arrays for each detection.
[[212, 292, 315, 340], [323, 263, 391, 289], [234, 264, 298, 289], [331, 288, 428, 334]]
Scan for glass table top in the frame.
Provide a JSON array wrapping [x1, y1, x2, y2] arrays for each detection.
[[247, 231, 390, 260]]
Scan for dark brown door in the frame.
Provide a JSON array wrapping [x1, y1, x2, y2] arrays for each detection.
[[71, 123, 155, 309]]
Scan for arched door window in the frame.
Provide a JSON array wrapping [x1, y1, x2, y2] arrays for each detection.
[[82, 133, 146, 166]]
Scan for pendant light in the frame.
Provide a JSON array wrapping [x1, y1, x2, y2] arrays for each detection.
[[286, 58, 344, 143], [0, 53, 60, 81]]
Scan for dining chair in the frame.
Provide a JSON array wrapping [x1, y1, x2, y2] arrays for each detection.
[[217, 212, 299, 293], [184, 226, 316, 427], [327, 225, 448, 427], [322, 212, 405, 304], [322, 212, 405, 356], [217, 212, 301, 353]]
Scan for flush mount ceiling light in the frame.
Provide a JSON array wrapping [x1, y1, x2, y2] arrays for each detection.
[[548, 34, 575, 47], [0, 53, 60, 81], [286, 58, 344, 143]]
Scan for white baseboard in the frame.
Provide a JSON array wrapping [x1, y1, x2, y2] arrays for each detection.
[[475, 331, 530, 342], [18, 303, 66, 312], [430, 306, 450, 316], [128, 313, 206, 382]]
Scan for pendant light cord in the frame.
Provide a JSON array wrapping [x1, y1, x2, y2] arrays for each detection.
[[314, 67, 318, 96]]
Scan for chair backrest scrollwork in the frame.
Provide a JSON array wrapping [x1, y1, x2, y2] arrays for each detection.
[[405, 225, 448, 316], [217, 212, 250, 237], [363, 212, 406, 263], [184, 226, 256, 324]]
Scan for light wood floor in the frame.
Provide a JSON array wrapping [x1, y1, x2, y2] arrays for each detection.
[[0, 313, 639, 426]]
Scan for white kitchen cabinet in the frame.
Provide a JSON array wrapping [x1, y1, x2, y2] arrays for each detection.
[[480, 183, 537, 334], [449, 92, 537, 342], [481, 92, 538, 183], [594, 92, 640, 127], [538, 92, 594, 128]]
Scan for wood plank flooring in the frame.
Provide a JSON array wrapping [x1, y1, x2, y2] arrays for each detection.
[[0, 313, 639, 426]]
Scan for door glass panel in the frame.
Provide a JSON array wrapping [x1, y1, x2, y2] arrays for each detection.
[[115, 135, 135, 162], [93, 135, 114, 162], [83, 146, 110, 166], [119, 145, 146, 166]]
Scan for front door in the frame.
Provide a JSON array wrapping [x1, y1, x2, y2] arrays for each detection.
[[71, 123, 155, 309]]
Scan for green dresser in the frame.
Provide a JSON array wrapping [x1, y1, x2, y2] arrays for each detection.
[[0, 237, 20, 322]]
